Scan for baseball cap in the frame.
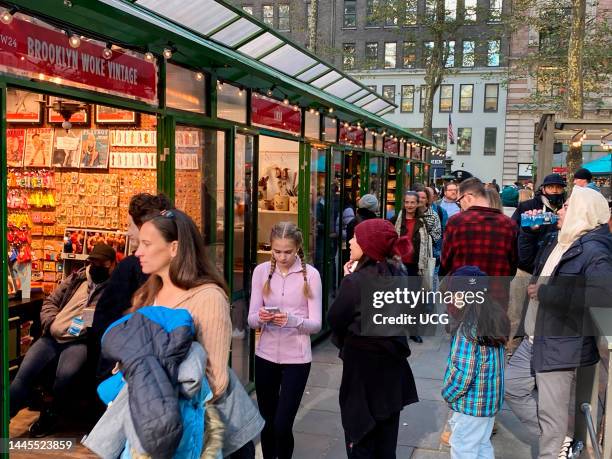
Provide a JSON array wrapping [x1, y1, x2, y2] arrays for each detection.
[[87, 243, 116, 262]]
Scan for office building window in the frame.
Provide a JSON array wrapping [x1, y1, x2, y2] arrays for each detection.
[[459, 84, 473, 112], [432, 128, 448, 150], [385, 5, 399, 26], [344, 0, 357, 27], [383, 85, 396, 104], [242, 6, 253, 15], [425, 0, 436, 20], [488, 40, 501, 66], [365, 42, 379, 69], [445, 40, 455, 67], [464, 0, 477, 21], [462, 40, 475, 67], [403, 42, 417, 68], [439, 84, 453, 112], [445, 0, 457, 20], [405, 1, 417, 25], [490, 0, 502, 22], [420, 85, 429, 112], [484, 84, 499, 112], [484, 128, 497, 155], [343, 43, 356, 70], [384, 42, 397, 68], [423, 41, 434, 65], [401, 85, 415, 112], [263, 5, 274, 26], [278, 4, 290, 31], [366, 0, 381, 27], [457, 128, 472, 155]]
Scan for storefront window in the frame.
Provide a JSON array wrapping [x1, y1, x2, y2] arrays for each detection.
[[232, 133, 254, 384], [174, 127, 226, 273], [305, 110, 321, 140], [217, 83, 247, 124], [368, 156, 383, 215], [256, 136, 300, 266], [166, 63, 206, 113], [365, 131, 375, 150], [310, 147, 326, 277], [6, 89, 157, 297], [323, 117, 337, 142]]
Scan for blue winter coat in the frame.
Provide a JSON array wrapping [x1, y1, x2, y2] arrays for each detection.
[[100, 306, 196, 458]]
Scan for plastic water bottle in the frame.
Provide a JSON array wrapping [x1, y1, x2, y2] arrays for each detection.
[[520, 213, 533, 227]]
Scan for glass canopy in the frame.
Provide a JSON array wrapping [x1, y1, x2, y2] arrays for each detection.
[[134, 0, 396, 115]]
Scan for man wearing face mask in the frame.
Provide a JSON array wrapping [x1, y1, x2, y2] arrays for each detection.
[[512, 173, 566, 274], [9, 244, 117, 436]]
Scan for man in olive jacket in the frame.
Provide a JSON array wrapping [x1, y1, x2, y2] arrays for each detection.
[[10, 244, 116, 436]]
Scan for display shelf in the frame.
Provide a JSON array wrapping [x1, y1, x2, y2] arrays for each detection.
[[258, 209, 298, 215]]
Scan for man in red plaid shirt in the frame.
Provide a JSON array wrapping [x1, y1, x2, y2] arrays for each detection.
[[441, 178, 518, 278]]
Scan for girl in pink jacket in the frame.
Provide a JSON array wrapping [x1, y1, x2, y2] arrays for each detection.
[[248, 222, 322, 459]]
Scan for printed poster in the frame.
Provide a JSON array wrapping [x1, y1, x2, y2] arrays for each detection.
[[7, 129, 26, 167], [52, 129, 82, 168], [80, 129, 110, 169], [23, 128, 54, 167]]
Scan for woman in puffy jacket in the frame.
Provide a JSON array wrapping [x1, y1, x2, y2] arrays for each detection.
[[248, 222, 322, 459], [132, 208, 262, 458]]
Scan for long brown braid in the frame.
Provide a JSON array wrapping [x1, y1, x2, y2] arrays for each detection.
[[262, 222, 311, 298]]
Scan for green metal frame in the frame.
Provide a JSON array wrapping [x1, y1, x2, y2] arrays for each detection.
[[1, 80, 9, 443]]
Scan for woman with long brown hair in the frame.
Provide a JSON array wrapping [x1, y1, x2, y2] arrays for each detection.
[[248, 222, 322, 459], [133, 208, 262, 458]]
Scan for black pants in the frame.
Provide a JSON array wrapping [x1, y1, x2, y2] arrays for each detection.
[[229, 440, 255, 459], [255, 355, 311, 459], [345, 412, 400, 459]]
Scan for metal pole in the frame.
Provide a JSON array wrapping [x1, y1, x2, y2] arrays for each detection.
[[581, 403, 602, 459]]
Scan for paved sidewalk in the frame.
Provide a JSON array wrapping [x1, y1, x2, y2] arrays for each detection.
[[276, 336, 537, 459]]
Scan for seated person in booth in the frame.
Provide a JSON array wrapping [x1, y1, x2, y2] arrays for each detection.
[[9, 243, 117, 437]]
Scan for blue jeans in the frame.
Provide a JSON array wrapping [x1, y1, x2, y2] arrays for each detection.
[[10, 336, 88, 417], [449, 411, 495, 459]]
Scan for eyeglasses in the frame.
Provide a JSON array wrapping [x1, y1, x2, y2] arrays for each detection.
[[456, 192, 472, 204]]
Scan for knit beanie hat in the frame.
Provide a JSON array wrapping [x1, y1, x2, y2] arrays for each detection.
[[574, 168, 592, 181], [358, 194, 379, 213], [354, 219, 402, 261]]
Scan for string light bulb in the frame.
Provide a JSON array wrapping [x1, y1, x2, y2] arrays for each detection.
[[309, 107, 315, 114], [102, 44, 113, 60], [283, 97, 289, 105], [144, 51, 155, 62], [0, 8, 15, 25], [195, 72, 204, 81], [163, 47, 173, 59], [328, 107, 334, 113], [68, 34, 81, 48]]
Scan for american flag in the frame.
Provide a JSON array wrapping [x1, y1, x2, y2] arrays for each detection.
[[448, 113, 455, 145]]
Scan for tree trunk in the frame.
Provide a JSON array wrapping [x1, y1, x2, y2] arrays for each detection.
[[421, 0, 445, 144], [307, 0, 318, 53], [565, 0, 586, 188]]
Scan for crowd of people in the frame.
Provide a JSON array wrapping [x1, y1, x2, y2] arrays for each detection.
[[7, 169, 612, 459]]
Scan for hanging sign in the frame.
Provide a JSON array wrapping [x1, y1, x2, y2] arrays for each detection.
[[0, 16, 157, 104], [384, 138, 399, 154], [339, 124, 365, 147], [251, 93, 302, 135]]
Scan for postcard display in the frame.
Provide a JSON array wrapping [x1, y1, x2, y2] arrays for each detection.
[[174, 128, 203, 229], [6, 92, 157, 295]]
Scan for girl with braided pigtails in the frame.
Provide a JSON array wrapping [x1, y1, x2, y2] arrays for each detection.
[[248, 222, 322, 459]]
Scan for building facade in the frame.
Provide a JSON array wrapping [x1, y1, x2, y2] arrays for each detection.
[[231, 0, 511, 183]]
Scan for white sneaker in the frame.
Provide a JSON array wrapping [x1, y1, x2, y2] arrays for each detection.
[[232, 328, 246, 340], [558, 436, 573, 459]]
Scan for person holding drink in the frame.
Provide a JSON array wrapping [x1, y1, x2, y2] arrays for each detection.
[[248, 222, 322, 459]]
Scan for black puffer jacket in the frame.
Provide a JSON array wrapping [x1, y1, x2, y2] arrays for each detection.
[[101, 306, 195, 458], [530, 224, 612, 372]]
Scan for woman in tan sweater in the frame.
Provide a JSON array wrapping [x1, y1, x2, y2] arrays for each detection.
[[132, 209, 261, 458]]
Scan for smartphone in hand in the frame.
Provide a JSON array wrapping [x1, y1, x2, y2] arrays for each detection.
[[264, 307, 281, 314]]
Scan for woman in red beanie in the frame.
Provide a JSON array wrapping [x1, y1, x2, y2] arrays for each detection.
[[327, 219, 419, 458]]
